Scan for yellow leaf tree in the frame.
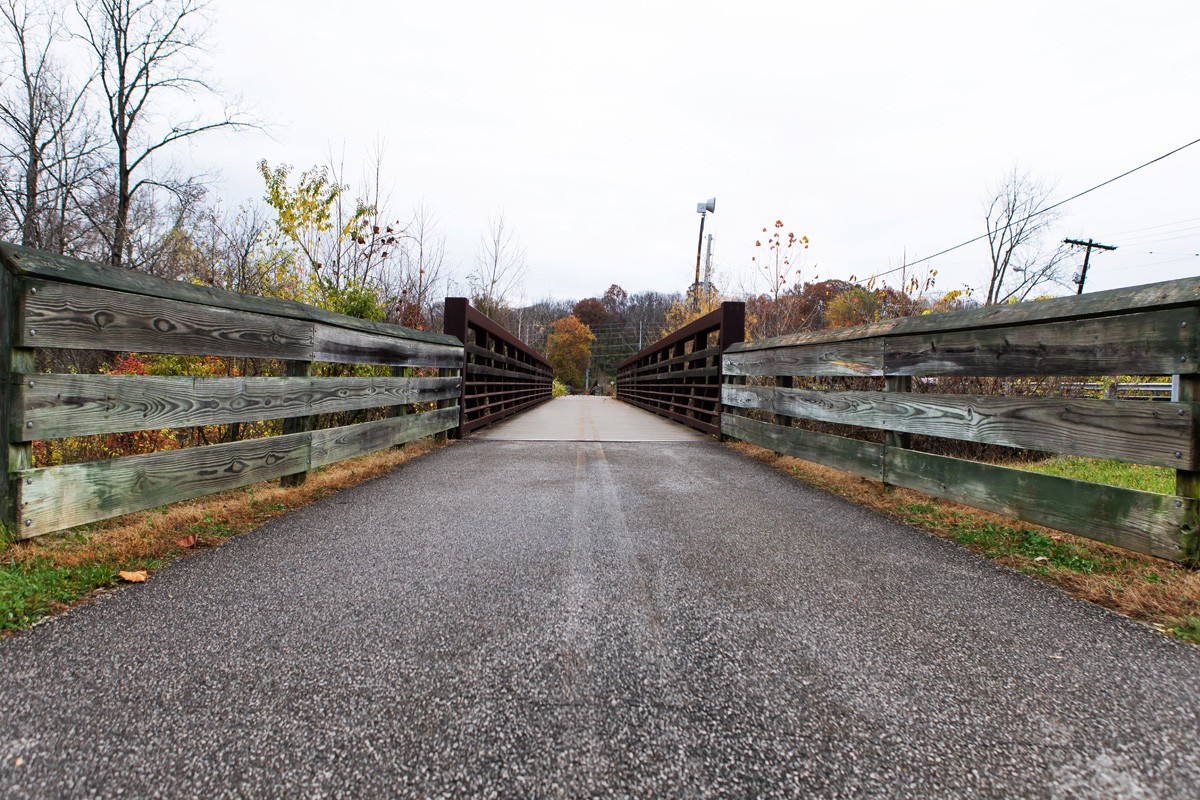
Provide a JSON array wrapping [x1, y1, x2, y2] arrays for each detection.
[[546, 315, 595, 390], [660, 284, 723, 338]]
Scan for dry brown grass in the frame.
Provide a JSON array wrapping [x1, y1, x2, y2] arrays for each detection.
[[4, 440, 442, 571], [728, 440, 1200, 644]]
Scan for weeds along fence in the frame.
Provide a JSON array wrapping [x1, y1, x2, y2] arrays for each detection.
[[0, 243, 464, 540], [719, 277, 1200, 565], [614, 303, 745, 435], [443, 297, 553, 435]]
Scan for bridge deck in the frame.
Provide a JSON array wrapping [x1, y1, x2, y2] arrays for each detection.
[[1, 405, 1198, 795], [473, 396, 708, 441]]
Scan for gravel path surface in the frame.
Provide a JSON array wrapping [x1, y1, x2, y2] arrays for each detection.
[[1, 438, 1198, 798]]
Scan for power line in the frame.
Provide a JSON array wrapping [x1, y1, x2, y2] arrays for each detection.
[[855, 135, 1200, 285], [1099, 215, 1200, 237]]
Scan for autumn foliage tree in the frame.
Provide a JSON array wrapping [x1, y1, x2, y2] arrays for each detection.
[[571, 297, 609, 328], [545, 314, 594, 390]]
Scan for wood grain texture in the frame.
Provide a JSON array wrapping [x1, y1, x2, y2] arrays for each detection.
[[19, 279, 314, 359], [17, 279, 466, 368], [722, 385, 1197, 468], [12, 374, 461, 440], [723, 339, 883, 377], [886, 448, 1188, 562], [15, 407, 459, 537], [17, 431, 311, 536], [313, 323, 463, 368], [309, 406, 458, 467], [0, 242, 460, 347], [883, 308, 1200, 377], [720, 413, 884, 479]]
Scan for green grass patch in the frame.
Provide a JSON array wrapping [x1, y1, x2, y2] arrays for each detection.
[[896, 502, 1107, 575], [1, 558, 158, 632], [1170, 616, 1200, 645], [1014, 456, 1174, 494]]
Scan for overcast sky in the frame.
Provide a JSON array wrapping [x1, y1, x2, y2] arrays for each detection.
[[188, 0, 1199, 304]]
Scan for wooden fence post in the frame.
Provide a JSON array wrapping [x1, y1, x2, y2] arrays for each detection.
[[1, 269, 18, 536], [1176, 373, 1200, 565], [883, 375, 913, 486], [280, 360, 314, 487]]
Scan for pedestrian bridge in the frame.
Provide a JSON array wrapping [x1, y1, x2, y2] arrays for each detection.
[[2, 242, 1199, 795]]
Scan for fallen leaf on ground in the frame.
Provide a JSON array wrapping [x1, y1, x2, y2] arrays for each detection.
[[118, 570, 148, 583], [174, 535, 197, 548]]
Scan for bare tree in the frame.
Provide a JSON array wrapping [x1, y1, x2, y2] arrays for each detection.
[[76, 0, 250, 267], [386, 201, 447, 329], [469, 212, 526, 318], [983, 167, 1070, 304], [0, 0, 97, 251]]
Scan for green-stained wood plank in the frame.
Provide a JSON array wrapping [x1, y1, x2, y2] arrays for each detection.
[[16, 431, 312, 537], [310, 406, 459, 467], [18, 279, 314, 359], [720, 413, 884, 479], [0, 242, 460, 347], [886, 448, 1188, 563], [722, 339, 882, 377], [725, 274, 1200, 352], [883, 307, 1200, 377], [722, 385, 1197, 469], [15, 407, 460, 538], [313, 323, 464, 368], [12, 374, 462, 440]]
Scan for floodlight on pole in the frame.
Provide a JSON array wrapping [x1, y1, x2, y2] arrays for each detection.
[[694, 197, 715, 299]]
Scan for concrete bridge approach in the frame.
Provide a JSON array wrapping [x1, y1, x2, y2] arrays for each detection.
[[1, 397, 1198, 797]]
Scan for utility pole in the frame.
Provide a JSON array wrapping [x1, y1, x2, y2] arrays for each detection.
[[703, 234, 714, 292], [693, 198, 716, 310], [1064, 238, 1117, 294]]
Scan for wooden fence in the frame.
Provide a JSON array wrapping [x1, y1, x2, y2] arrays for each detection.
[[721, 277, 1200, 565], [614, 302, 745, 435], [443, 297, 553, 436], [0, 243, 464, 539]]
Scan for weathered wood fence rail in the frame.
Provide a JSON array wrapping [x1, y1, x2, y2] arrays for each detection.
[[614, 302, 745, 435], [443, 297, 553, 436], [0, 243, 465, 539], [718, 277, 1200, 565]]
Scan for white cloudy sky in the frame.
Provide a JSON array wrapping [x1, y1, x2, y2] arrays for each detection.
[[187, 0, 1199, 303]]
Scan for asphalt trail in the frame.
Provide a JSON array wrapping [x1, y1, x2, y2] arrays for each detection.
[[1, 439, 1197, 798]]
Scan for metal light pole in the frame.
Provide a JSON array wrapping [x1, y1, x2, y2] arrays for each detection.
[[694, 197, 715, 308]]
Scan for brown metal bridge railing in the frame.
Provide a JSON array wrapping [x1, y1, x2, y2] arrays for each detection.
[[614, 302, 745, 436], [443, 297, 554, 436]]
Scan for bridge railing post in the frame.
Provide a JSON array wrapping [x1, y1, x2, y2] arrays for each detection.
[[442, 297, 469, 439]]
